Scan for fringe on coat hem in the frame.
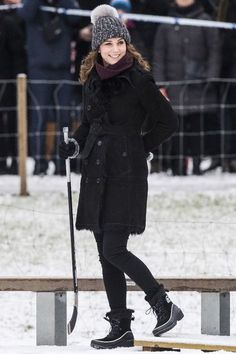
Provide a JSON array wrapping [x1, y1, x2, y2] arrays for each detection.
[[76, 223, 145, 236]]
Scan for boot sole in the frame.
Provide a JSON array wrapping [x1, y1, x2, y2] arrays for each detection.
[[153, 304, 184, 337], [90, 331, 134, 349]]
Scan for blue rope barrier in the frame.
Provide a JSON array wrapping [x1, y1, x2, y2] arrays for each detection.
[[0, 4, 236, 30]]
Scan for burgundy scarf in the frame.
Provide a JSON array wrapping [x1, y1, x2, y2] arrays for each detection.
[[95, 53, 134, 80]]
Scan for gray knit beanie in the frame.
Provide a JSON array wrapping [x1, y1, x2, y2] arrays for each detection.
[[91, 4, 131, 51]]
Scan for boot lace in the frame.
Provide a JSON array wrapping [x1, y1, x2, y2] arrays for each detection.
[[146, 299, 169, 323], [104, 317, 121, 338]]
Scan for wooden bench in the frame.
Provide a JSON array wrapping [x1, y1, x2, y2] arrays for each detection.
[[134, 335, 236, 352], [0, 277, 235, 346]]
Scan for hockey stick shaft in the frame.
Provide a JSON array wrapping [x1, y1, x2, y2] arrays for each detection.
[[63, 127, 78, 334]]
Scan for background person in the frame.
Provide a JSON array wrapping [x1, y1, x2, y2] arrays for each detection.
[[0, 0, 26, 174], [153, 0, 221, 175], [220, 0, 236, 173], [109, 0, 148, 59], [18, 0, 80, 175], [130, 0, 170, 63]]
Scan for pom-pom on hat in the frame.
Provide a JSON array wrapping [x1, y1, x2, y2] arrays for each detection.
[[91, 4, 131, 51], [110, 0, 131, 13]]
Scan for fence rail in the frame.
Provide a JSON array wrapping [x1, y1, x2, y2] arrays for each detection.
[[1, 75, 236, 186], [1, 276, 236, 292]]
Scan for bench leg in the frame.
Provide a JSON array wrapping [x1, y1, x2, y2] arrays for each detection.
[[36, 292, 67, 345], [201, 292, 230, 336]]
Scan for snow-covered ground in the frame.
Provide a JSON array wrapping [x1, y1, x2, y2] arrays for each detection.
[[0, 170, 236, 353]]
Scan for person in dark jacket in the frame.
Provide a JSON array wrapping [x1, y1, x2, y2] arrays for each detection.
[[153, 0, 221, 175], [71, 0, 107, 174], [74, 0, 108, 82], [129, 0, 170, 174], [220, 0, 236, 172], [60, 4, 183, 349], [109, 0, 149, 59], [130, 0, 170, 63], [18, 0, 80, 175], [0, 3, 26, 174], [198, 0, 219, 17]]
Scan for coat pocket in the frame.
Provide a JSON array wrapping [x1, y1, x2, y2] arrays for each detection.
[[106, 136, 132, 177]]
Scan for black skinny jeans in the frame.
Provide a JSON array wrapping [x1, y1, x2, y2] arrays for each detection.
[[94, 231, 159, 311]]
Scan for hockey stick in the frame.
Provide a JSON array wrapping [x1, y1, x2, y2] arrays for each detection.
[[63, 127, 78, 334]]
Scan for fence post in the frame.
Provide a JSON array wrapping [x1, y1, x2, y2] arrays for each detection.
[[17, 74, 28, 196]]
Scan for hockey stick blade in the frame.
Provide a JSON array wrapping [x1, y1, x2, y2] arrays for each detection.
[[67, 292, 78, 334]]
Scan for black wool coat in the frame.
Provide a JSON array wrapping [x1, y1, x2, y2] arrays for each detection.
[[73, 63, 178, 235]]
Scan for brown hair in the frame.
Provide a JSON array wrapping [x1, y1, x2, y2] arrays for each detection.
[[79, 43, 151, 84]]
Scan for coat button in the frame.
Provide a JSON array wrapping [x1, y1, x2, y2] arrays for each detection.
[[122, 151, 127, 157], [96, 159, 100, 165], [85, 177, 89, 183], [87, 105, 91, 111], [97, 140, 102, 146], [96, 178, 100, 184]]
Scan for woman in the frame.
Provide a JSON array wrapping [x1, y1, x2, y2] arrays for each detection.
[[60, 4, 183, 349]]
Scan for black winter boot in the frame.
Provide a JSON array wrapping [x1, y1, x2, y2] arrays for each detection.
[[90, 309, 134, 349], [145, 285, 184, 336]]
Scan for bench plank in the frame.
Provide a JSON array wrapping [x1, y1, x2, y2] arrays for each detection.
[[134, 338, 236, 352], [0, 277, 236, 292]]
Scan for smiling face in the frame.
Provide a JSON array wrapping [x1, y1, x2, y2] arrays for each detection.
[[175, 0, 195, 6], [99, 37, 127, 66]]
